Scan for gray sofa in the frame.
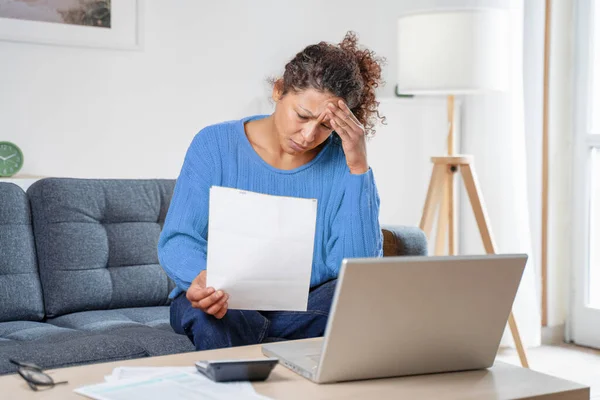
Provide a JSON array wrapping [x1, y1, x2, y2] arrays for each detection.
[[0, 178, 427, 375]]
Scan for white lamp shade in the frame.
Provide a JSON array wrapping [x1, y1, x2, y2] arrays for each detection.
[[396, 9, 510, 95]]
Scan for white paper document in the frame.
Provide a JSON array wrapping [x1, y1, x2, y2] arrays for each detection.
[[77, 368, 270, 400], [206, 186, 318, 311], [104, 366, 196, 382]]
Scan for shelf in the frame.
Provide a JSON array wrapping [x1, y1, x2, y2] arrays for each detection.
[[0, 175, 45, 192]]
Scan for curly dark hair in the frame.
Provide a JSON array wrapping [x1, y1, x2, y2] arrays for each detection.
[[272, 31, 386, 137]]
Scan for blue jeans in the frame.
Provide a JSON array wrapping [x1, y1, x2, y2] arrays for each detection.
[[170, 279, 337, 351]]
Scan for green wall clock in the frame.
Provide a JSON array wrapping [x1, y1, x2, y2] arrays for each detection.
[[0, 142, 24, 177]]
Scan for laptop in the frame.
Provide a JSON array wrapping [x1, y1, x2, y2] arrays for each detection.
[[261, 254, 527, 383]]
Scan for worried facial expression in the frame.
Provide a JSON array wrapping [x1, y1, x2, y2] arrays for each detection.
[[272, 87, 342, 155]]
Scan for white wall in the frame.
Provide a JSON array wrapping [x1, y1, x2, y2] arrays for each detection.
[[367, 98, 461, 230], [0, 0, 507, 179]]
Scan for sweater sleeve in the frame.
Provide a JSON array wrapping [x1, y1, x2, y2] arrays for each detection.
[[325, 168, 383, 273], [158, 131, 215, 296]]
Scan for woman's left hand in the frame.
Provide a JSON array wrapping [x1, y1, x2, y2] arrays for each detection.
[[326, 100, 369, 175]]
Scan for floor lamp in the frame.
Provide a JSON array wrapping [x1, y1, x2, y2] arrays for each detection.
[[397, 9, 529, 368]]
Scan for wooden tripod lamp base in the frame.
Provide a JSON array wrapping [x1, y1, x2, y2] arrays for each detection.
[[419, 155, 530, 368]]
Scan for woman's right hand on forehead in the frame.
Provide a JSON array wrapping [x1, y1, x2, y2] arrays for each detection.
[[186, 270, 229, 319]]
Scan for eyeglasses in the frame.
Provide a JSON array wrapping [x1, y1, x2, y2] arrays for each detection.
[[9, 359, 68, 391]]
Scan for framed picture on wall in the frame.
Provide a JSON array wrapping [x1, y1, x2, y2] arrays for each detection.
[[0, 0, 142, 50]]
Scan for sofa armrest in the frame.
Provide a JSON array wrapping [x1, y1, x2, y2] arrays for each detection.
[[382, 225, 428, 257]]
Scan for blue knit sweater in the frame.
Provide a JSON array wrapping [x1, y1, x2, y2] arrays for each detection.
[[158, 115, 383, 299]]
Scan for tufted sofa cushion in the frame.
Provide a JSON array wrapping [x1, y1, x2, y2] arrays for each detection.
[[0, 320, 148, 375], [27, 179, 177, 318], [0, 183, 45, 322], [47, 306, 194, 356]]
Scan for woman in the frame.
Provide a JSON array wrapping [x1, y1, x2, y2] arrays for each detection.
[[158, 31, 385, 351]]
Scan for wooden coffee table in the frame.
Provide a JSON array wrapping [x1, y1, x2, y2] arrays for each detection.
[[0, 340, 589, 399]]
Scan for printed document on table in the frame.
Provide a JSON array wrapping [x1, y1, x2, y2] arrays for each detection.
[[75, 371, 269, 400], [104, 366, 196, 382], [206, 186, 318, 311]]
